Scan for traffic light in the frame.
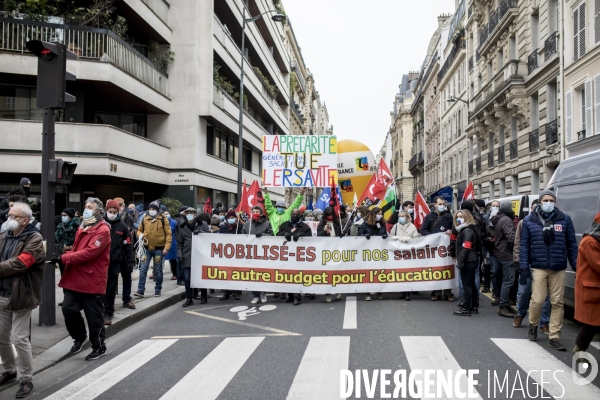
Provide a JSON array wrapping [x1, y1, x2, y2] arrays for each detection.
[[48, 159, 77, 184], [26, 40, 76, 109]]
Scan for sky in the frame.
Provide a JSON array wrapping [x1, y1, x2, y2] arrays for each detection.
[[283, 0, 456, 156]]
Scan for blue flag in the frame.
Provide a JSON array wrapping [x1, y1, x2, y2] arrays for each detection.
[[315, 186, 342, 211]]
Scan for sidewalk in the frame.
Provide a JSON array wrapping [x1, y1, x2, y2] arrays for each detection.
[[30, 261, 185, 375]]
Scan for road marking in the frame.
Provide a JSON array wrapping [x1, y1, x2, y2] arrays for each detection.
[[152, 333, 295, 339], [230, 305, 277, 320], [343, 296, 357, 329], [160, 337, 264, 400], [492, 338, 600, 400], [287, 336, 350, 400], [591, 342, 600, 351], [45, 339, 177, 400], [185, 310, 301, 336], [401, 336, 483, 400]]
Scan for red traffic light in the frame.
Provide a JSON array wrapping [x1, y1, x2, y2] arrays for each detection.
[[26, 40, 58, 60]]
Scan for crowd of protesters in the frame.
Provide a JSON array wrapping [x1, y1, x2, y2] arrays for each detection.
[[0, 176, 599, 398]]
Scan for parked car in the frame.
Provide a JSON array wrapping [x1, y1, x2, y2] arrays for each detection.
[[547, 149, 600, 306]]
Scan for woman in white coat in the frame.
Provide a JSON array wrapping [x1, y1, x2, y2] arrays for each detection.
[[390, 210, 421, 300]]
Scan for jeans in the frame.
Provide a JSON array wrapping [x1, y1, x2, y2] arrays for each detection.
[[516, 277, 550, 325], [490, 255, 502, 297], [0, 297, 33, 382], [458, 267, 480, 304], [460, 261, 479, 308], [138, 249, 164, 293], [62, 290, 105, 350], [499, 259, 515, 307]]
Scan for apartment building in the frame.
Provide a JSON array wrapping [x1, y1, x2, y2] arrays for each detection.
[[0, 0, 331, 213]]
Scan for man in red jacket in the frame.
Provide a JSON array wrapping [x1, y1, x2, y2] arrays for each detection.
[[57, 197, 111, 361]]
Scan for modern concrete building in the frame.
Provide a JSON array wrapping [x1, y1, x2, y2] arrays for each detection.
[[0, 0, 332, 214]]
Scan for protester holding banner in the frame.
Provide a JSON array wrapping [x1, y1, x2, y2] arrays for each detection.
[[277, 209, 313, 306], [390, 210, 420, 301], [452, 210, 481, 317], [243, 206, 274, 304], [177, 207, 211, 306], [317, 207, 343, 238], [218, 210, 243, 301], [262, 188, 305, 235], [349, 206, 369, 237], [358, 208, 388, 301]]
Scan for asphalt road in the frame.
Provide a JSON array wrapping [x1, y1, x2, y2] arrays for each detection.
[[4, 291, 600, 400]]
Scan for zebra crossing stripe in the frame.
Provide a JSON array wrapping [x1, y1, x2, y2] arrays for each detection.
[[45, 339, 178, 400], [492, 338, 600, 400], [343, 296, 357, 329], [591, 342, 600, 351], [400, 336, 483, 400], [286, 336, 350, 400], [160, 336, 264, 400]]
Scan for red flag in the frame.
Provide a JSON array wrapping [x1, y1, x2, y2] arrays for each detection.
[[236, 179, 249, 216], [414, 190, 430, 230], [329, 181, 341, 216], [236, 180, 266, 221], [462, 181, 475, 202], [358, 158, 394, 206], [203, 197, 212, 214]]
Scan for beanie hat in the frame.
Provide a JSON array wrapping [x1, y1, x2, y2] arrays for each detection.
[[20, 177, 31, 186], [160, 204, 168, 212], [148, 201, 160, 211], [460, 200, 474, 211], [178, 205, 189, 215], [226, 210, 237, 218], [135, 204, 144, 212], [539, 189, 556, 202], [62, 208, 75, 219], [211, 216, 221, 226], [106, 200, 120, 211], [313, 208, 323, 217], [275, 200, 286, 208], [474, 199, 486, 209]]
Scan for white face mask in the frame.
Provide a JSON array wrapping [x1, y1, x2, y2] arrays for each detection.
[[356, 212, 362, 219], [82, 209, 94, 219], [107, 212, 118, 221], [148, 210, 158, 217], [6, 219, 20, 231], [376, 214, 382, 221]]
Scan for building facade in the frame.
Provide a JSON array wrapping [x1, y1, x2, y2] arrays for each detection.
[[0, 0, 332, 213]]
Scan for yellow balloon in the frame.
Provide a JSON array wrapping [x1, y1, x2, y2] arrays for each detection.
[[336, 139, 376, 206]]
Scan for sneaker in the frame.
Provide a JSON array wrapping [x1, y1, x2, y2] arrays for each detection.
[[470, 306, 479, 314], [103, 315, 112, 326], [325, 295, 331, 303], [365, 295, 371, 301], [220, 293, 231, 301], [133, 291, 144, 298], [513, 315, 524, 327], [453, 308, 471, 316], [260, 293, 267, 303], [498, 306, 515, 318], [70, 338, 88, 354], [481, 287, 491, 293], [335, 294, 342, 300], [15, 381, 33, 398], [200, 297, 207, 304], [457, 299, 464, 308], [154, 291, 161, 297], [293, 298, 300, 306], [540, 324, 550, 334], [507, 306, 519, 314], [251, 297, 259, 304], [490, 298, 500, 306], [528, 324, 538, 341], [123, 302, 136, 309], [85, 346, 107, 361], [182, 299, 193, 307], [548, 338, 567, 351], [376, 294, 384, 300], [0, 371, 17, 386]]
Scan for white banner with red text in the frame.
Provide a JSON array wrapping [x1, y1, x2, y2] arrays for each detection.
[[191, 233, 456, 294]]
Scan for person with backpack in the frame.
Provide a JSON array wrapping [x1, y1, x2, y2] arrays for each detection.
[[135, 201, 172, 298], [452, 210, 481, 316]]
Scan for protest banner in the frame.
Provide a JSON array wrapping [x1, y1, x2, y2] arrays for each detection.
[[191, 234, 456, 294], [305, 221, 319, 236], [262, 135, 338, 187]]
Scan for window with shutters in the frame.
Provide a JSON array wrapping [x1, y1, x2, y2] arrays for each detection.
[[595, 74, 600, 135], [547, 82, 557, 121], [566, 91, 573, 143], [585, 80, 592, 134], [595, 0, 600, 45], [574, 2, 587, 61]]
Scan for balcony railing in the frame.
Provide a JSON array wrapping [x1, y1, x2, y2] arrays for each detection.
[[545, 31, 558, 60], [545, 119, 558, 145], [437, 38, 466, 82], [528, 50, 538, 74], [529, 129, 540, 152], [469, 56, 473, 71], [421, 50, 438, 85], [478, 0, 518, 52], [291, 63, 306, 94], [0, 17, 169, 96], [488, 150, 494, 168], [409, 154, 418, 170], [510, 138, 518, 159], [468, 160, 473, 175], [476, 49, 481, 62], [498, 145, 505, 164], [291, 101, 304, 123], [578, 129, 587, 140], [476, 156, 482, 172]]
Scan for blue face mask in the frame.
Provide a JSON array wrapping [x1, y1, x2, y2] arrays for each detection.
[[61, 216, 69, 224], [228, 218, 237, 225], [541, 202, 555, 213], [399, 217, 406, 225], [186, 214, 195, 221], [82, 209, 94, 219], [277, 207, 285, 214], [437, 205, 446, 213], [219, 215, 225, 221]]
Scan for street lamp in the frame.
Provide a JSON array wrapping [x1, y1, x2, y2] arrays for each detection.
[[237, 8, 286, 203], [447, 96, 469, 105]]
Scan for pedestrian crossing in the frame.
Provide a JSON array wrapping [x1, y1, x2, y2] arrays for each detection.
[[42, 336, 600, 400]]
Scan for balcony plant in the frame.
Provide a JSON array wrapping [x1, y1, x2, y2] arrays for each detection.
[[149, 40, 175, 71], [213, 62, 248, 109], [252, 66, 279, 98]]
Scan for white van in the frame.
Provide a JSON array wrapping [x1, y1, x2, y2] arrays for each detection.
[[484, 195, 538, 219]]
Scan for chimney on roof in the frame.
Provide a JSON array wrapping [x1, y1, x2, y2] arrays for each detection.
[[438, 13, 451, 27]]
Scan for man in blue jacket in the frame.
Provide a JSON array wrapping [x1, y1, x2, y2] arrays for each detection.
[[520, 189, 577, 351]]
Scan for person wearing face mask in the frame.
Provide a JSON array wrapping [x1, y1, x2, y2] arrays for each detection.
[[102, 200, 135, 325], [277, 209, 313, 305], [317, 207, 344, 303], [0, 202, 45, 398], [0, 178, 31, 226], [349, 206, 369, 236], [358, 208, 388, 301], [56, 197, 111, 361], [490, 200, 518, 318], [177, 208, 211, 306], [520, 189, 577, 351], [218, 210, 243, 301], [243, 206, 274, 304], [160, 208, 180, 283], [452, 211, 481, 316], [262, 187, 306, 235], [390, 210, 420, 301], [135, 201, 172, 298], [485, 200, 503, 304]]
